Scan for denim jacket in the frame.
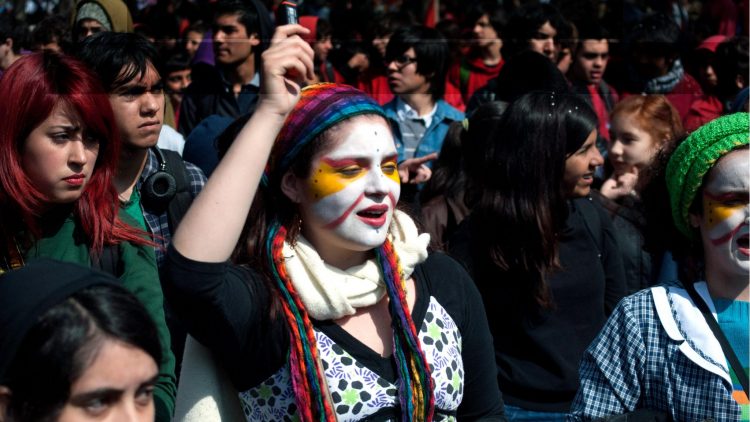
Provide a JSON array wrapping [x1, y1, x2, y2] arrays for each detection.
[[383, 98, 464, 164]]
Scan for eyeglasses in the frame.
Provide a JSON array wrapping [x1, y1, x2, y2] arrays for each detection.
[[386, 54, 418, 69]]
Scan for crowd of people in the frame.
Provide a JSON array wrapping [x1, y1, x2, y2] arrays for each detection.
[[0, 0, 748, 421]]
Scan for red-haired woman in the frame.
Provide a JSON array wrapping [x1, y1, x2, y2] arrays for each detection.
[[0, 51, 176, 421]]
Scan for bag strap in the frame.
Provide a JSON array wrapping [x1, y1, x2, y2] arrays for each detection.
[[684, 281, 749, 396], [161, 149, 193, 233]]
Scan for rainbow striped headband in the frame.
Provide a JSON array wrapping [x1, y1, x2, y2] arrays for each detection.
[[263, 83, 386, 186]]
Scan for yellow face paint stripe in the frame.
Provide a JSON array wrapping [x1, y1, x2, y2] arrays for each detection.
[[704, 197, 746, 231], [308, 158, 401, 201], [308, 160, 366, 201]]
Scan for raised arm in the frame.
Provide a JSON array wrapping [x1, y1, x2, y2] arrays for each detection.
[[172, 25, 314, 262]]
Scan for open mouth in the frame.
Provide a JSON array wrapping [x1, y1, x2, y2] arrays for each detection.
[[356, 206, 388, 227], [738, 234, 749, 256]]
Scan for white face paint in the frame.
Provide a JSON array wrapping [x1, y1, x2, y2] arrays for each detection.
[[300, 117, 401, 255], [697, 149, 750, 277]]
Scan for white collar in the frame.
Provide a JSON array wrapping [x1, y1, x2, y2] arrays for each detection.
[[395, 97, 438, 128]]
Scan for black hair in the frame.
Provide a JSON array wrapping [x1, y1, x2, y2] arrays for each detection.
[[626, 12, 681, 59], [385, 25, 450, 100], [466, 1, 508, 38], [714, 37, 749, 101], [0, 16, 25, 55], [503, 3, 565, 58], [30, 15, 72, 53], [316, 17, 333, 41], [466, 92, 597, 308], [3, 283, 161, 421], [76, 32, 161, 92], [420, 120, 467, 205], [212, 0, 260, 36], [575, 21, 608, 45], [161, 50, 192, 77], [369, 11, 416, 40], [493, 50, 570, 103]]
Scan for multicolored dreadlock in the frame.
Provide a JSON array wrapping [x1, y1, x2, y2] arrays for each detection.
[[263, 83, 435, 421]]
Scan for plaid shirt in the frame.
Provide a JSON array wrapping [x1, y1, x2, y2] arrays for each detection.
[[568, 280, 741, 421], [137, 149, 206, 268]]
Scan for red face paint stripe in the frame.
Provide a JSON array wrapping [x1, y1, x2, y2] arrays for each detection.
[[321, 157, 362, 168], [323, 193, 365, 229], [704, 191, 749, 202], [710, 223, 745, 246], [387, 192, 397, 207]]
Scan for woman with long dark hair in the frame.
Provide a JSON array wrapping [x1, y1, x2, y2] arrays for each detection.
[[165, 24, 504, 421], [449, 92, 626, 421], [0, 259, 162, 422], [0, 52, 175, 420]]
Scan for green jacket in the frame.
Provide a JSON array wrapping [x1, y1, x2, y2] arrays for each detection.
[[24, 212, 176, 421]]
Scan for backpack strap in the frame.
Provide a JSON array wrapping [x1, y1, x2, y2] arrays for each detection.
[[160, 149, 194, 233]]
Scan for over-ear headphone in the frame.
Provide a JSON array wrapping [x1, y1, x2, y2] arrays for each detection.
[[141, 147, 177, 213]]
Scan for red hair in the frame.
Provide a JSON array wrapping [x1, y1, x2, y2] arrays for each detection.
[[610, 95, 684, 148], [0, 52, 149, 253]]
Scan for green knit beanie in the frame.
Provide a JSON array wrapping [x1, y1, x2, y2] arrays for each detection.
[[666, 112, 749, 238]]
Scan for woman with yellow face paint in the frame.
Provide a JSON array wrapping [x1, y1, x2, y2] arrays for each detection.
[[164, 24, 504, 422], [570, 112, 750, 421]]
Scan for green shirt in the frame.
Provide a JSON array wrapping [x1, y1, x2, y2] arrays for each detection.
[[24, 211, 176, 421]]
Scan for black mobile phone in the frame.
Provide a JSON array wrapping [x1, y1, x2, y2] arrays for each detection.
[[278, 1, 298, 25]]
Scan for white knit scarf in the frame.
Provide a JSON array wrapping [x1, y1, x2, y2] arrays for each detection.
[[281, 210, 430, 321]]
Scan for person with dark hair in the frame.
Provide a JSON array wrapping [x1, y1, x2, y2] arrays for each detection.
[[570, 113, 749, 421], [383, 25, 464, 188], [177, 0, 274, 136], [358, 11, 416, 105], [70, 0, 133, 43], [76, 32, 205, 268], [419, 120, 469, 251], [449, 92, 626, 420], [0, 51, 175, 421], [165, 23, 505, 421], [620, 13, 703, 121], [0, 259, 162, 422], [77, 32, 206, 381], [713, 36, 749, 111], [30, 14, 72, 53], [0, 17, 24, 74], [567, 22, 617, 148], [503, 3, 566, 63], [420, 102, 507, 251], [161, 50, 192, 131], [298, 15, 346, 84], [466, 49, 570, 115], [182, 21, 207, 62], [448, 1, 507, 104]]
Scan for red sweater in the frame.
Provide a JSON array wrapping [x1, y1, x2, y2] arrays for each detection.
[[448, 53, 504, 103]]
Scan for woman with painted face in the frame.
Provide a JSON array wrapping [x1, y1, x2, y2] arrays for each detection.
[[0, 259, 162, 422], [597, 95, 685, 293], [0, 52, 176, 420], [448, 92, 627, 421], [164, 24, 504, 421], [570, 113, 749, 421]]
